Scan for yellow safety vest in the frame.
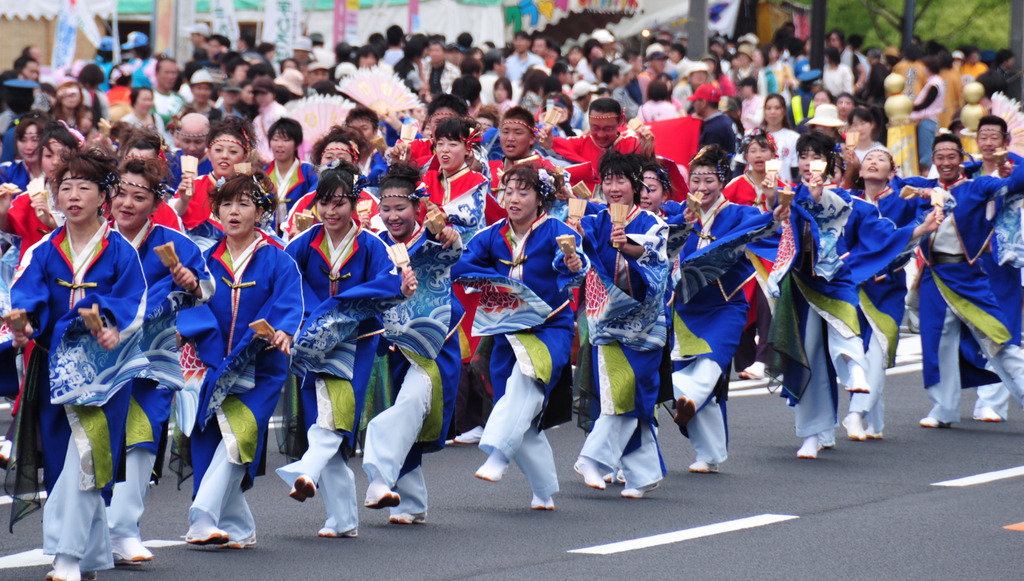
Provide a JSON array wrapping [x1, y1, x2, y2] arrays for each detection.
[[792, 95, 815, 125]]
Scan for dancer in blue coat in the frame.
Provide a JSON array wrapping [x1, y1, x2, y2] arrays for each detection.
[[105, 156, 215, 564], [7, 149, 147, 581], [179, 171, 303, 548], [361, 163, 464, 523], [453, 163, 588, 509]]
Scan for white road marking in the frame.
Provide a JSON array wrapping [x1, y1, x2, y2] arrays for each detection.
[[568, 513, 799, 555], [932, 466, 1024, 487], [0, 540, 185, 570], [0, 548, 49, 569]]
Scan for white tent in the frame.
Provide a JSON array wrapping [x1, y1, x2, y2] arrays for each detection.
[[0, 0, 115, 19], [309, 0, 506, 46], [607, 0, 688, 39]]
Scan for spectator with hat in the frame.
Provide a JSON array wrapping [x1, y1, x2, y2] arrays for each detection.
[[690, 83, 735, 153], [307, 61, 331, 86], [95, 36, 117, 91], [730, 44, 757, 87], [638, 44, 670, 101], [123, 31, 155, 89], [310, 32, 334, 67], [293, 37, 314, 68], [674, 60, 709, 113], [960, 45, 988, 84], [189, 69, 223, 123], [790, 65, 822, 129], [187, 23, 211, 59], [571, 80, 597, 130]]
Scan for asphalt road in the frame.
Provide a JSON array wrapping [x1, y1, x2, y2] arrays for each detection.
[[2, 367, 1023, 580]]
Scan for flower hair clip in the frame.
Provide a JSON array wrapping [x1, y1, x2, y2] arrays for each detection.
[[536, 168, 556, 198]]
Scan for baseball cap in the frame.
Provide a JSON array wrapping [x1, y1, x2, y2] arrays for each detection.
[[571, 80, 597, 100], [292, 37, 313, 52], [688, 83, 721, 102], [187, 23, 211, 37], [122, 31, 149, 51], [190, 69, 215, 85]]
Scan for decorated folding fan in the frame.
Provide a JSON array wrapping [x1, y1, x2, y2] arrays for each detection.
[[627, 118, 644, 132], [249, 319, 275, 339], [386, 243, 411, 269], [568, 198, 588, 220], [337, 66, 422, 116], [556, 234, 577, 256], [3, 309, 27, 332], [845, 131, 860, 148], [294, 211, 317, 232], [79, 304, 103, 331], [778, 185, 794, 208], [609, 203, 630, 249], [286, 95, 356, 151], [571, 181, 592, 200], [425, 210, 446, 235], [809, 159, 827, 177], [154, 241, 179, 268], [988, 92, 1024, 158]]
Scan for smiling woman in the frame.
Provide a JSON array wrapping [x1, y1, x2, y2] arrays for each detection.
[[6, 147, 148, 581]]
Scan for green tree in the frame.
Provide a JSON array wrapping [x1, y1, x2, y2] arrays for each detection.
[[822, 0, 1010, 50]]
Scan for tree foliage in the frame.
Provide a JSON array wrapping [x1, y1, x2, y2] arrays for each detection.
[[822, 0, 1010, 50]]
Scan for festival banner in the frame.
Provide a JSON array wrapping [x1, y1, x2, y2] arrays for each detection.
[[266, 0, 302, 64], [708, 0, 741, 36], [210, 0, 241, 46], [52, 0, 77, 70], [504, 0, 639, 36], [333, 0, 360, 47], [152, 0, 176, 56]]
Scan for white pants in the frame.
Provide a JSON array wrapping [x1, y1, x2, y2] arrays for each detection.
[[974, 382, 1010, 419], [926, 308, 1024, 423], [580, 415, 661, 489], [108, 447, 157, 540], [672, 358, 727, 464], [363, 365, 433, 515], [276, 425, 357, 533], [479, 364, 559, 500], [43, 436, 114, 573], [190, 440, 255, 541], [849, 332, 887, 432], [793, 308, 868, 438]]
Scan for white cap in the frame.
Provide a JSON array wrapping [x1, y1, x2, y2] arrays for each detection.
[[737, 33, 760, 47], [190, 69, 215, 85], [334, 62, 357, 82], [571, 80, 597, 99], [188, 23, 211, 37], [952, 50, 965, 60], [292, 37, 313, 52], [592, 29, 615, 44], [645, 43, 667, 58]]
